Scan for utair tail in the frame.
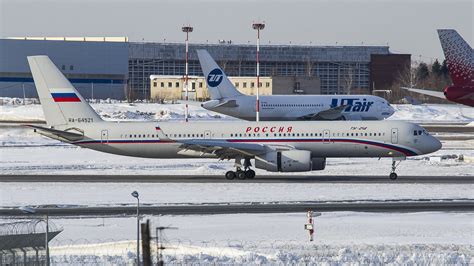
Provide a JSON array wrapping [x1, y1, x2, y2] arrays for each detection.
[[196, 50, 243, 109]]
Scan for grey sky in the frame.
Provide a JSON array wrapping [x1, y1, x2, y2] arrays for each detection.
[[1, 0, 472, 62]]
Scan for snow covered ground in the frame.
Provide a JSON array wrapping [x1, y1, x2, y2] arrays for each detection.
[[1, 182, 473, 208], [1, 97, 473, 123], [3, 212, 472, 264], [2, 99, 473, 264]]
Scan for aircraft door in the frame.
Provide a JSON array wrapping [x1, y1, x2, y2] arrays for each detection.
[[323, 129, 330, 143], [391, 128, 398, 144], [101, 130, 109, 144], [204, 130, 211, 139]]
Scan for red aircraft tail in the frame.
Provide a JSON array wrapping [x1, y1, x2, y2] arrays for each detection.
[[437, 29, 473, 87]]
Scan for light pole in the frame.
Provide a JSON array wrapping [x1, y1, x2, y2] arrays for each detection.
[[252, 22, 265, 122], [182, 25, 193, 122], [19, 206, 49, 266], [131, 191, 140, 265]]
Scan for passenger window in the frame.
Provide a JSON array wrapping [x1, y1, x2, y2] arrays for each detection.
[[414, 130, 418, 136]]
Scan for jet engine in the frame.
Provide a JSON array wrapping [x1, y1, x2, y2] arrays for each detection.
[[311, 157, 326, 170], [255, 150, 326, 172]]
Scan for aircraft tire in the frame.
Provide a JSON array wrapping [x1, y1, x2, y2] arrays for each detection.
[[236, 170, 247, 180], [389, 173, 398, 180], [246, 170, 256, 179], [225, 171, 236, 180]]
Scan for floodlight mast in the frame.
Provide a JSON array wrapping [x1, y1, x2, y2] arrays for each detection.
[[131, 191, 140, 265], [252, 22, 265, 122], [182, 25, 194, 122]]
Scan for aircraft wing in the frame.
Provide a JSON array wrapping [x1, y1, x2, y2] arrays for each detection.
[[177, 139, 267, 159], [26, 125, 84, 141], [176, 100, 205, 107], [401, 87, 445, 99], [299, 105, 348, 120]]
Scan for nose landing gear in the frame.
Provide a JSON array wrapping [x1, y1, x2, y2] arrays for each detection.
[[389, 158, 405, 180]]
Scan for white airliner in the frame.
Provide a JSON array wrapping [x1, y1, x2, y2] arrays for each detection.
[[27, 55, 441, 180], [197, 50, 395, 121]]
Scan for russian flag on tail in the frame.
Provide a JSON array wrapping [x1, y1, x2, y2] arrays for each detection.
[[50, 90, 81, 102]]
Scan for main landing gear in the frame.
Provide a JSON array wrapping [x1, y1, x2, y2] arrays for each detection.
[[225, 158, 256, 180], [389, 158, 405, 180]]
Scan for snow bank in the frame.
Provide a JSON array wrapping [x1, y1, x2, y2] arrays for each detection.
[[50, 242, 472, 265], [45, 212, 473, 264], [390, 104, 474, 122], [1, 97, 472, 122]]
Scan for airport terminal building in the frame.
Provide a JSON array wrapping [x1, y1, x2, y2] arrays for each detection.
[[0, 37, 410, 100]]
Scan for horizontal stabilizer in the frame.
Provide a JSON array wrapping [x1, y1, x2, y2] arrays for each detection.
[[27, 125, 84, 141], [401, 87, 445, 99]]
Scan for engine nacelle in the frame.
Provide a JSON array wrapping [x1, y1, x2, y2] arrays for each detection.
[[311, 157, 326, 170], [255, 150, 314, 172]]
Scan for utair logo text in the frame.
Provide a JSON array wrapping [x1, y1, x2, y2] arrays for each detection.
[[207, 68, 224, 87], [331, 98, 374, 112]]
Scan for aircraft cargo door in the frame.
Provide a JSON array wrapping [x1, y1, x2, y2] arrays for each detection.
[[101, 130, 109, 144], [391, 128, 398, 144]]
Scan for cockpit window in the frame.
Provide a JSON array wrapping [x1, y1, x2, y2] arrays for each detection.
[[414, 129, 429, 136]]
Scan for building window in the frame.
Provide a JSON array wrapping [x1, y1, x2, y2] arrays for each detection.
[[160, 82, 164, 87], [266, 82, 270, 87], [235, 82, 239, 88], [168, 82, 172, 87], [243, 82, 247, 88], [153, 82, 157, 87], [176, 82, 179, 88], [61, 65, 66, 70], [251, 82, 255, 88], [259, 82, 262, 87], [199, 82, 203, 88], [70, 65, 74, 71]]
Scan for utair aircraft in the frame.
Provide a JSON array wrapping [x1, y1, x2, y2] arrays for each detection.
[[27, 55, 441, 180], [196, 50, 395, 121]]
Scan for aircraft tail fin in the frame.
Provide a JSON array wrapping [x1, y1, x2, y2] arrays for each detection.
[[437, 29, 473, 86], [27, 56, 102, 127], [197, 50, 243, 99]]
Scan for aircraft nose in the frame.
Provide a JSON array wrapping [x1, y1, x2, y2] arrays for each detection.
[[425, 136, 442, 154], [383, 105, 395, 118]]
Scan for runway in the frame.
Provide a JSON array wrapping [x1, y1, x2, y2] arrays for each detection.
[[0, 174, 472, 183], [1, 200, 472, 217]]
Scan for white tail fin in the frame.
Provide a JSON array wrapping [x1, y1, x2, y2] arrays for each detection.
[[437, 29, 473, 86], [27, 56, 102, 126], [197, 50, 243, 99]]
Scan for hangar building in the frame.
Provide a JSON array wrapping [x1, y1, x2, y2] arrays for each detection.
[[0, 37, 410, 100]]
